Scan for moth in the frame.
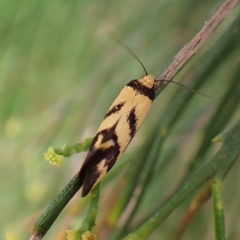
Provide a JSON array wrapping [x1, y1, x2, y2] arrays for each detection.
[[77, 74, 155, 196], [75, 44, 209, 197]]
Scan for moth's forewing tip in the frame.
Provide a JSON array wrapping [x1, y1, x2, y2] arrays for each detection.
[[81, 171, 100, 197], [81, 184, 91, 197]]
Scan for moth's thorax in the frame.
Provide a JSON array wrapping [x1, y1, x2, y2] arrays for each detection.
[[138, 75, 155, 89]]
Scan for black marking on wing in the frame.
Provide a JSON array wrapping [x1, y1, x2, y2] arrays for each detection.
[[104, 101, 126, 119], [127, 107, 137, 138], [127, 80, 155, 101], [78, 121, 121, 197]]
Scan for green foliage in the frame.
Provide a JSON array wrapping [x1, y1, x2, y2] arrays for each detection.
[[1, 0, 240, 240]]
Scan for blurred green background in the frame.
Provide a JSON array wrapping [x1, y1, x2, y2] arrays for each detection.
[[1, 0, 240, 240]]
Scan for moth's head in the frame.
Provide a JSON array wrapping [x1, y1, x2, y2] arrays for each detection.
[[139, 75, 155, 89]]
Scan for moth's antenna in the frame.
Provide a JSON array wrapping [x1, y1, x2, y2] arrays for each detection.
[[159, 79, 211, 99], [110, 35, 210, 98], [110, 35, 148, 76]]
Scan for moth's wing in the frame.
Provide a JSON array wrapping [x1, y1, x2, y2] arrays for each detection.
[[113, 77, 155, 155], [81, 91, 153, 196], [115, 92, 153, 156], [78, 85, 136, 196], [81, 147, 118, 196], [77, 78, 156, 196], [96, 84, 137, 131]]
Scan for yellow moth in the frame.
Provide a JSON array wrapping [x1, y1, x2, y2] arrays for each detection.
[[75, 43, 209, 197], [77, 74, 155, 196]]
